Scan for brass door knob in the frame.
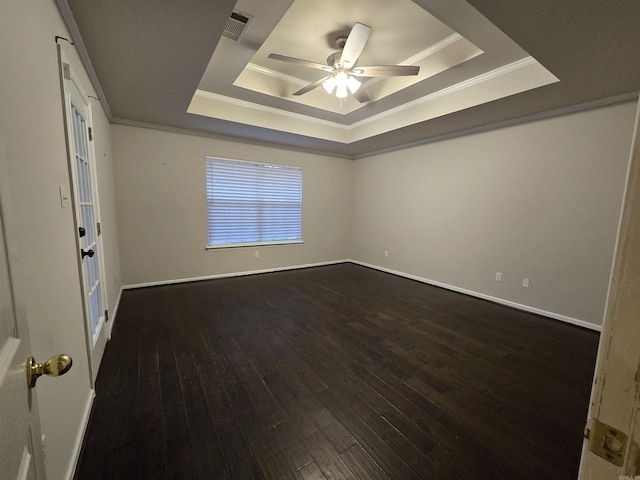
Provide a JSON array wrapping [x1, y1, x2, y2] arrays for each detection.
[[26, 354, 73, 388]]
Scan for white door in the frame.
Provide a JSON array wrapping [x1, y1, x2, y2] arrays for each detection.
[[61, 59, 108, 385], [0, 135, 46, 479]]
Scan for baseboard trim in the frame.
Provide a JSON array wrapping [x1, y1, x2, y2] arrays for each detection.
[[350, 260, 603, 332], [65, 388, 95, 480], [122, 259, 350, 290], [122, 259, 602, 331]]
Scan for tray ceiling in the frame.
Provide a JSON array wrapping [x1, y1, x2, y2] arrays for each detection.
[[61, 0, 640, 158], [188, 0, 557, 144]]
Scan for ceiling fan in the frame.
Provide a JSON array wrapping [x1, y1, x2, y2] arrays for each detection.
[[268, 23, 420, 103]]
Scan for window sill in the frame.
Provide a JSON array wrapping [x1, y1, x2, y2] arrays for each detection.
[[206, 240, 304, 250]]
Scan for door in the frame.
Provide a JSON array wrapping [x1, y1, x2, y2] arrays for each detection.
[[579, 97, 640, 477], [61, 58, 108, 385], [0, 134, 46, 479]]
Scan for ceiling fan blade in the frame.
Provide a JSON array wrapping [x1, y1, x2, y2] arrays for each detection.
[[340, 23, 372, 68], [352, 65, 420, 77], [293, 76, 331, 96], [353, 87, 370, 103], [268, 53, 332, 72]]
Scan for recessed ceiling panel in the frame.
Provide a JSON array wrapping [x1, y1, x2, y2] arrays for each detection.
[[234, 0, 483, 114], [188, 0, 559, 144]]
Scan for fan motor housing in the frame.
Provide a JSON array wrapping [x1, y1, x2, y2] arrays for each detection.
[[327, 35, 348, 67], [327, 52, 341, 67]]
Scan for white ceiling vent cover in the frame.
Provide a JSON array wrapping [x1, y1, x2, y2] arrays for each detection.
[[222, 11, 253, 42]]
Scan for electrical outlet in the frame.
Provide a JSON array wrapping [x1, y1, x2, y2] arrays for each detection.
[[522, 277, 530, 288], [495, 272, 502, 282], [384, 250, 389, 258], [254, 250, 260, 258]]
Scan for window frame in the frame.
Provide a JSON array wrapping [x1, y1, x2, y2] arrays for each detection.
[[205, 156, 303, 249]]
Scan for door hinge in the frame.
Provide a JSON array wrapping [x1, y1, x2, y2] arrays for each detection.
[[586, 418, 627, 467], [104, 309, 109, 322], [63, 62, 71, 80], [96, 222, 101, 236], [88, 127, 93, 141]]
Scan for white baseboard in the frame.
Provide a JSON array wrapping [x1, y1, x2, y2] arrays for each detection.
[[350, 260, 602, 332], [122, 259, 350, 290], [123, 258, 601, 332], [65, 388, 95, 480]]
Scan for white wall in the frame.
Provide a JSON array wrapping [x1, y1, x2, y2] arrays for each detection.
[[112, 124, 352, 286], [0, 1, 122, 479], [351, 101, 637, 328], [113, 103, 635, 328]]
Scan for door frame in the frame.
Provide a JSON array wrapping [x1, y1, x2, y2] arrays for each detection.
[[578, 96, 640, 477], [59, 49, 109, 386]]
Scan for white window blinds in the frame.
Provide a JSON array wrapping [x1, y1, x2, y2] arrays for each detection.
[[206, 157, 303, 247]]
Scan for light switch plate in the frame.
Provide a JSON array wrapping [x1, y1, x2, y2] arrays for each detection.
[[59, 185, 69, 208]]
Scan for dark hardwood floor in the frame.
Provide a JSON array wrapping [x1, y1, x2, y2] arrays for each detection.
[[74, 263, 599, 480]]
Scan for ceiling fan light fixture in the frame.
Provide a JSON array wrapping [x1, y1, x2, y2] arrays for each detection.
[[322, 70, 360, 98], [335, 70, 348, 85], [334, 70, 349, 98], [322, 76, 337, 94], [346, 75, 361, 94]]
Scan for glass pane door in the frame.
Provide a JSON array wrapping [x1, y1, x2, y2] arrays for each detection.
[[71, 103, 103, 342]]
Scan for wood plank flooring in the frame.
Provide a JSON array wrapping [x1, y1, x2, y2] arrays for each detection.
[[74, 263, 599, 480]]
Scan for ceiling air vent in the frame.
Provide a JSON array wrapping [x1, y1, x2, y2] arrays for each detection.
[[222, 10, 253, 42]]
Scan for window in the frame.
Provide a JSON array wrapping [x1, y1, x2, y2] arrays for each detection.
[[206, 157, 303, 247]]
